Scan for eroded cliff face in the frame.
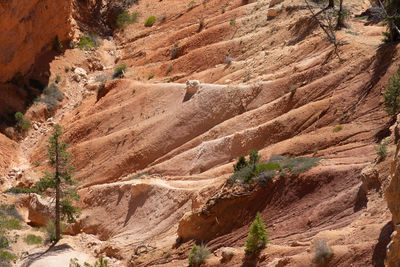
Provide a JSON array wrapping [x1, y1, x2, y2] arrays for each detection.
[[0, 0, 72, 83], [386, 142, 400, 266]]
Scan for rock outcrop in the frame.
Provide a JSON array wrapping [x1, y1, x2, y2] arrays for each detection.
[[386, 143, 400, 266]]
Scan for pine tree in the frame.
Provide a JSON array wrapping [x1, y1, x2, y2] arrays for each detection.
[[385, 0, 400, 41], [233, 156, 248, 172], [384, 66, 400, 116], [249, 150, 260, 172], [245, 212, 268, 256], [36, 124, 80, 242]]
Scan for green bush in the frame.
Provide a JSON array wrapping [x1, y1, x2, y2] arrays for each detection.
[[70, 257, 108, 267], [44, 221, 57, 243], [271, 156, 320, 175], [332, 125, 342, 132], [313, 239, 333, 264], [116, 11, 138, 28], [144, 16, 156, 27], [188, 244, 210, 267], [0, 205, 23, 221], [229, 152, 320, 185], [0, 236, 8, 249], [113, 63, 127, 79], [0, 250, 17, 265], [384, 65, 400, 116], [245, 212, 268, 256], [78, 33, 99, 50], [38, 83, 64, 111], [14, 112, 31, 133], [376, 139, 388, 162], [24, 234, 42, 245]]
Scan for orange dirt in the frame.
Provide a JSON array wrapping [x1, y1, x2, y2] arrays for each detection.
[[1, 0, 400, 266]]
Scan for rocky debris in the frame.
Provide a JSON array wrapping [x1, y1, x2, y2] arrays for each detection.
[[99, 244, 124, 260], [360, 164, 380, 190], [220, 247, 234, 262], [267, 6, 282, 19], [46, 117, 55, 126], [86, 82, 104, 92], [88, 57, 105, 71], [266, 257, 291, 267], [72, 67, 88, 83], [185, 80, 201, 95], [270, 0, 284, 7], [8, 167, 23, 180]]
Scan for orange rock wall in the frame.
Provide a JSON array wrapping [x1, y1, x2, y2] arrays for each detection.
[[0, 0, 72, 82]]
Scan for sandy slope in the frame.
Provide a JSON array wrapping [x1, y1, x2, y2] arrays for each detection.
[[2, 0, 400, 266]]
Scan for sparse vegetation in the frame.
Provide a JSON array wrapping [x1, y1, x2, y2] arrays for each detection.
[[148, 73, 154, 80], [55, 75, 61, 84], [230, 18, 236, 26], [144, 16, 156, 27], [129, 173, 147, 180], [78, 33, 99, 50], [188, 244, 210, 267], [332, 125, 343, 132], [198, 18, 204, 31], [53, 35, 63, 52], [245, 212, 268, 256], [0, 204, 22, 266], [70, 257, 109, 267], [38, 83, 64, 112], [159, 15, 167, 23], [188, 1, 196, 9], [0, 250, 17, 266], [376, 139, 388, 162], [116, 11, 139, 29], [229, 152, 320, 185], [113, 63, 127, 79], [24, 234, 42, 245], [44, 220, 57, 243], [225, 56, 234, 65], [384, 65, 400, 116], [167, 63, 173, 74], [171, 43, 179, 59], [14, 112, 31, 133], [312, 239, 333, 264]]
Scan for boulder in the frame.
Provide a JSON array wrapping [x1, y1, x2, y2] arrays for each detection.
[[185, 80, 201, 95], [27, 194, 54, 226]]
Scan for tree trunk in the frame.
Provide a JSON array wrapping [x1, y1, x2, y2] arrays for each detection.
[[55, 138, 61, 241], [328, 0, 334, 7], [336, 0, 345, 30]]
